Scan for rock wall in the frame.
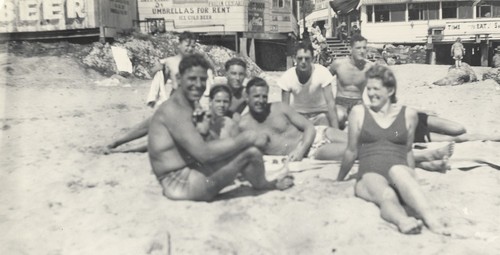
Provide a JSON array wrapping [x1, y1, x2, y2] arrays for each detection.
[[7, 32, 262, 79]]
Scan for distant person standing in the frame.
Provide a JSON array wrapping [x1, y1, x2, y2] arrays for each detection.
[[451, 37, 465, 68], [337, 21, 348, 43], [492, 46, 500, 68]]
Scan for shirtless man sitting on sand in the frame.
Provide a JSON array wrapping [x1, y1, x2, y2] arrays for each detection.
[[241, 77, 347, 161], [239, 77, 454, 171], [148, 54, 293, 201]]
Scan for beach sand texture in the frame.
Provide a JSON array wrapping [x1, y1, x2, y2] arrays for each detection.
[[1, 53, 500, 255]]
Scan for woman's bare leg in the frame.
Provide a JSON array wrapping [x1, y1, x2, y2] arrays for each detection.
[[388, 165, 449, 235], [355, 173, 423, 234]]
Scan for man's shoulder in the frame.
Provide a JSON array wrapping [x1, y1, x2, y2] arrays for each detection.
[[155, 99, 188, 122], [165, 56, 182, 66], [331, 58, 350, 69], [277, 67, 298, 86]]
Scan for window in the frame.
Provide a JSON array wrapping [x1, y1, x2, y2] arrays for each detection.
[[374, 5, 390, 22], [408, 3, 438, 21], [273, 0, 285, 8], [442, 2, 457, 19], [442, 1, 472, 19], [490, 0, 500, 17], [367, 5, 373, 22], [374, 4, 405, 22], [477, 5, 492, 17], [458, 2, 472, 19]]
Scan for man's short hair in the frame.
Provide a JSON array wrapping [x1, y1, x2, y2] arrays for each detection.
[[179, 31, 197, 43], [350, 34, 367, 46], [178, 54, 211, 75], [224, 58, 247, 71], [245, 77, 269, 94], [294, 41, 314, 56], [209, 84, 233, 101]]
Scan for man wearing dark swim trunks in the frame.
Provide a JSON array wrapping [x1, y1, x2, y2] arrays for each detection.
[[328, 34, 373, 130]]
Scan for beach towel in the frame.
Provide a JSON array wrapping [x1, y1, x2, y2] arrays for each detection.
[[420, 141, 500, 170], [264, 155, 342, 180], [146, 71, 171, 108]]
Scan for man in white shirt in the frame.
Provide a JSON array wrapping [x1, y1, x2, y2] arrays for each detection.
[[278, 41, 338, 128]]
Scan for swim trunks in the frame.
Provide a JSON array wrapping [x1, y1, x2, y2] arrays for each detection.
[[158, 160, 205, 199], [307, 125, 333, 159], [159, 167, 193, 199], [336, 96, 363, 114]]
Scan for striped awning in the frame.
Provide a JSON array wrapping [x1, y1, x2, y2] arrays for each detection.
[[361, 0, 470, 4], [305, 8, 333, 23]]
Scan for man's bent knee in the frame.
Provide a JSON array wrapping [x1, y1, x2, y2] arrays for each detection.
[[163, 188, 214, 202], [243, 147, 263, 159]]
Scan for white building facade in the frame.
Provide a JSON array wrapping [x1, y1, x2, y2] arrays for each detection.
[[359, 0, 500, 66]]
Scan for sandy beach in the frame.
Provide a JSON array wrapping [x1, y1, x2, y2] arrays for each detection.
[[1, 51, 500, 254]]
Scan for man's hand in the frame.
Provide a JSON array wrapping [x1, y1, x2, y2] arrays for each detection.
[[288, 146, 305, 162], [253, 133, 270, 150]]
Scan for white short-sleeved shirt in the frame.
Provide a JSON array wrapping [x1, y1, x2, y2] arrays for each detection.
[[277, 64, 334, 113]]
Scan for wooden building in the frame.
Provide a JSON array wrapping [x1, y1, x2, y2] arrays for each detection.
[[137, 0, 300, 70], [0, 0, 137, 40], [358, 0, 500, 66]]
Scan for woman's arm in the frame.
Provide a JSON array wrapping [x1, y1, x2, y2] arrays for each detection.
[[405, 107, 419, 169], [337, 105, 363, 181]]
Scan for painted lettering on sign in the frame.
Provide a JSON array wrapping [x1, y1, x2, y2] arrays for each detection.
[[0, 0, 87, 23], [445, 21, 500, 35], [141, 0, 244, 25]]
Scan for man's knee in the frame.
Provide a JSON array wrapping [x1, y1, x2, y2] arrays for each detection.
[[242, 147, 263, 160], [448, 125, 466, 136]]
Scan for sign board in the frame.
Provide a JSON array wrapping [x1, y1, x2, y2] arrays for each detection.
[[138, 0, 247, 32], [0, 0, 96, 32], [444, 20, 500, 35]]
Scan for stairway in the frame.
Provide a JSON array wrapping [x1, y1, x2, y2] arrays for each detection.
[[325, 37, 350, 59]]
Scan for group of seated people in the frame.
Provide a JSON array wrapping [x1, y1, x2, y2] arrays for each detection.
[[105, 32, 500, 235]]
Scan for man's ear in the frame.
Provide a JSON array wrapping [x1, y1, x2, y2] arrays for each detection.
[[176, 73, 181, 82]]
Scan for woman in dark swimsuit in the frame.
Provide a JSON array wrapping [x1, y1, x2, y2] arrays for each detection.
[[337, 65, 449, 235]]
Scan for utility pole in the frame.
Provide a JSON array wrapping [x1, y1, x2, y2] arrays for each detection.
[[301, 0, 306, 40]]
